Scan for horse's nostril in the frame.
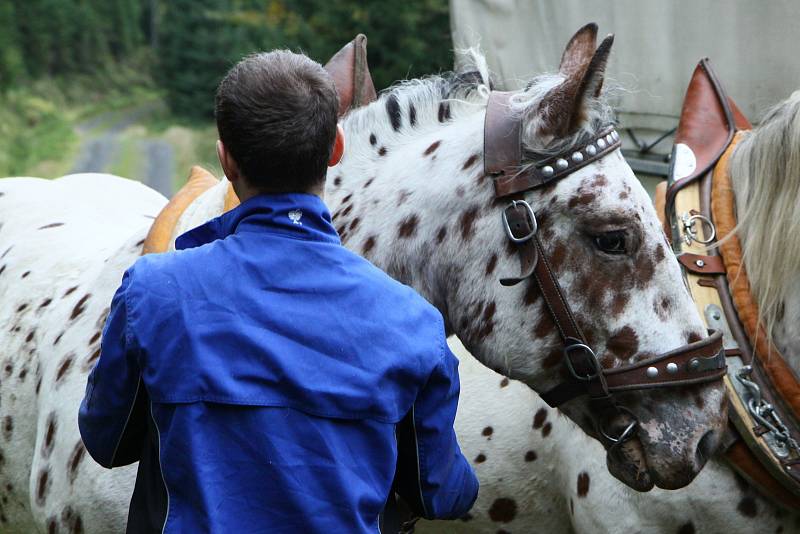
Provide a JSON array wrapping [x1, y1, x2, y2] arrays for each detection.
[[695, 429, 718, 467]]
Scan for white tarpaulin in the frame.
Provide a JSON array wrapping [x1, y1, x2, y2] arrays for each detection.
[[451, 0, 800, 187], [451, 0, 800, 122]]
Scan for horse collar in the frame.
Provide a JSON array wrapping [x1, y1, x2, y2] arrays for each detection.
[[482, 89, 726, 447]]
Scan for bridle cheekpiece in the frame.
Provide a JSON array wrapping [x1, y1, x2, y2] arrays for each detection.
[[483, 90, 726, 447]]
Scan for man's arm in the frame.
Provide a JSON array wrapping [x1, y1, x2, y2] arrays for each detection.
[[394, 342, 479, 520], [78, 269, 148, 468]]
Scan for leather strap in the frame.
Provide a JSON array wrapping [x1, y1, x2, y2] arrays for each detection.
[[678, 253, 726, 275], [494, 128, 621, 198], [484, 91, 521, 178]]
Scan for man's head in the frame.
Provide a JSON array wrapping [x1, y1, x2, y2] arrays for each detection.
[[215, 50, 344, 198]]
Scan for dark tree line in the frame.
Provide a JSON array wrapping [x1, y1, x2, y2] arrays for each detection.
[[1, 0, 452, 119]]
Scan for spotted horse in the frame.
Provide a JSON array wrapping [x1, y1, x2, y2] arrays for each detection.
[[0, 25, 730, 532]]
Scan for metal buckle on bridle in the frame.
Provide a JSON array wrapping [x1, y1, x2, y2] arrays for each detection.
[[681, 212, 716, 245], [501, 199, 537, 243], [597, 406, 639, 449], [563, 341, 601, 381]]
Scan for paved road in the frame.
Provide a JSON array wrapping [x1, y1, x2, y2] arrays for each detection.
[[69, 104, 175, 197]]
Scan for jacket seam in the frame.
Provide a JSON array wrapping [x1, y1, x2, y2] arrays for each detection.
[[410, 404, 429, 518], [146, 398, 402, 424], [107, 377, 141, 467], [150, 403, 171, 534]]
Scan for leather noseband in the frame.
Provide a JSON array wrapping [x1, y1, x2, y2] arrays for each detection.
[[484, 91, 726, 446]]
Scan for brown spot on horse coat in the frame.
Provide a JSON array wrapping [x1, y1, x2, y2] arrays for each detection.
[[482, 426, 493, 437], [369, 133, 377, 145], [70, 294, 91, 320], [524, 450, 538, 462], [533, 408, 548, 429], [686, 331, 702, 344], [542, 422, 552, 437], [397, 215, 419, 238], [654, 242, 666, 263], [84, 348, 101, 371], [42, 413, 57, 458], [363, 177, 374, 189], [437, 102, 450, 122], [17, 303, 28, 313], [459, 205, 481, 241], [488, 497, 517, 523], [499, 377, 509, 388], [577, 472, 591, 497], [54, 332, 64, 346], [378, 146, 387, 157], [2, 416, 12, 440], [68, 441, 86, 485], [485, 254, 498, 277], [409, 104, 417, 126], [474, 453, 486, 463], [424, 140, 441, 156], [349, 218, 360, 231], [36, 467, 50, 505], [462, 154, 479, 170], [39, 298, 52, 309], [362, 236, 376, 255], [38, 223, 64, 230], [435, 226, 447, 244], [606, 326, 639, 360], [737, 496, 758, 517], [89, 332, 101, 346], [56, 355, 73, 382], [397, 190, 411, 207], [533, 311, 555, 339], [610, 291, 630, 317], [386, 95, 402, 131], [333, 176, 342, 187], [63, 286, 78, 298], [21, 270, 30, 278]]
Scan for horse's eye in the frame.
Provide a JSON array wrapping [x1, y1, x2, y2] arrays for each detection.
[[594, 231, 627, 254]]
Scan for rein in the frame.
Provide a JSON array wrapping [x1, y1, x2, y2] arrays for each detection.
[[483, 91, 726, 446]]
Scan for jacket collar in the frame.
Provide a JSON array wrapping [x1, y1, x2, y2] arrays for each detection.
[[175, 192, 340, 250]]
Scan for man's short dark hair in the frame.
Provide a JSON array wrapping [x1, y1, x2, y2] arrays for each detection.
[[215, 51, 339, 192]]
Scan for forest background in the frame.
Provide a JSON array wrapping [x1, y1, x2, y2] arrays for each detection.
[[0, 0, 452, 193]]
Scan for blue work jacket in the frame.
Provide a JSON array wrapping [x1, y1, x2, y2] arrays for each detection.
[[78, 192, 478, 533]]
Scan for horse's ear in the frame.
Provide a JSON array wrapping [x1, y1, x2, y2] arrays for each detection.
[[558, 22, 598, 78], [539, 32, 614, 138]]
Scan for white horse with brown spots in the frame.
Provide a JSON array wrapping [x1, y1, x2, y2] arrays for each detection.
[[0, 26, 736, 532]]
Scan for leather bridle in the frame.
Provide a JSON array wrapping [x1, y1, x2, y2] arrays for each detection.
[[484, 91, 727, 446]]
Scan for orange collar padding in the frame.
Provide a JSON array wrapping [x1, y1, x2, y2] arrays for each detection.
[[711, 132, 800, 421], [142, 166, 240, 255]]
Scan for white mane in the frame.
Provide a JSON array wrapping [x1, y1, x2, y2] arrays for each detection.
[[729, 91, 800, 351], [341, 49, 616, 169]]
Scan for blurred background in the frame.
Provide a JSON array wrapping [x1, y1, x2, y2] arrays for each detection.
[[0, 0, 452, 196], [4, 0, 800, 197]]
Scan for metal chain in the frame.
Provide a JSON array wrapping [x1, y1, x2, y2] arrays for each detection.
[[736, 365, 800, 458]]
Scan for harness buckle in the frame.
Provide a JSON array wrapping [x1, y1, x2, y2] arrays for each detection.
[[501, 200, 537, 243], [681, 212, 716, 245], [563, 341, 600, 382]]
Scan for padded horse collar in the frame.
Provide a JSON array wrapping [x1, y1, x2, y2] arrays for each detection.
[[483, 90, 726, 445]]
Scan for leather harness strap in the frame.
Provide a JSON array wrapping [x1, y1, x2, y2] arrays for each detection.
[[483, 89, 726, 445]]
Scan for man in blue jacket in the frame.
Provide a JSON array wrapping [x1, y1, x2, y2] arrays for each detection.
[[78, 50, 478, 533]]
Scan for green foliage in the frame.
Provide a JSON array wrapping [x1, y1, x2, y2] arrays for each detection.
[[1, 0, 453, 119], [157, 0, 453, 118], [0, 89, 77, 176]]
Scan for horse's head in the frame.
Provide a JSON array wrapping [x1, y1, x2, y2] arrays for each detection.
[[331, 24, 727, 491]]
